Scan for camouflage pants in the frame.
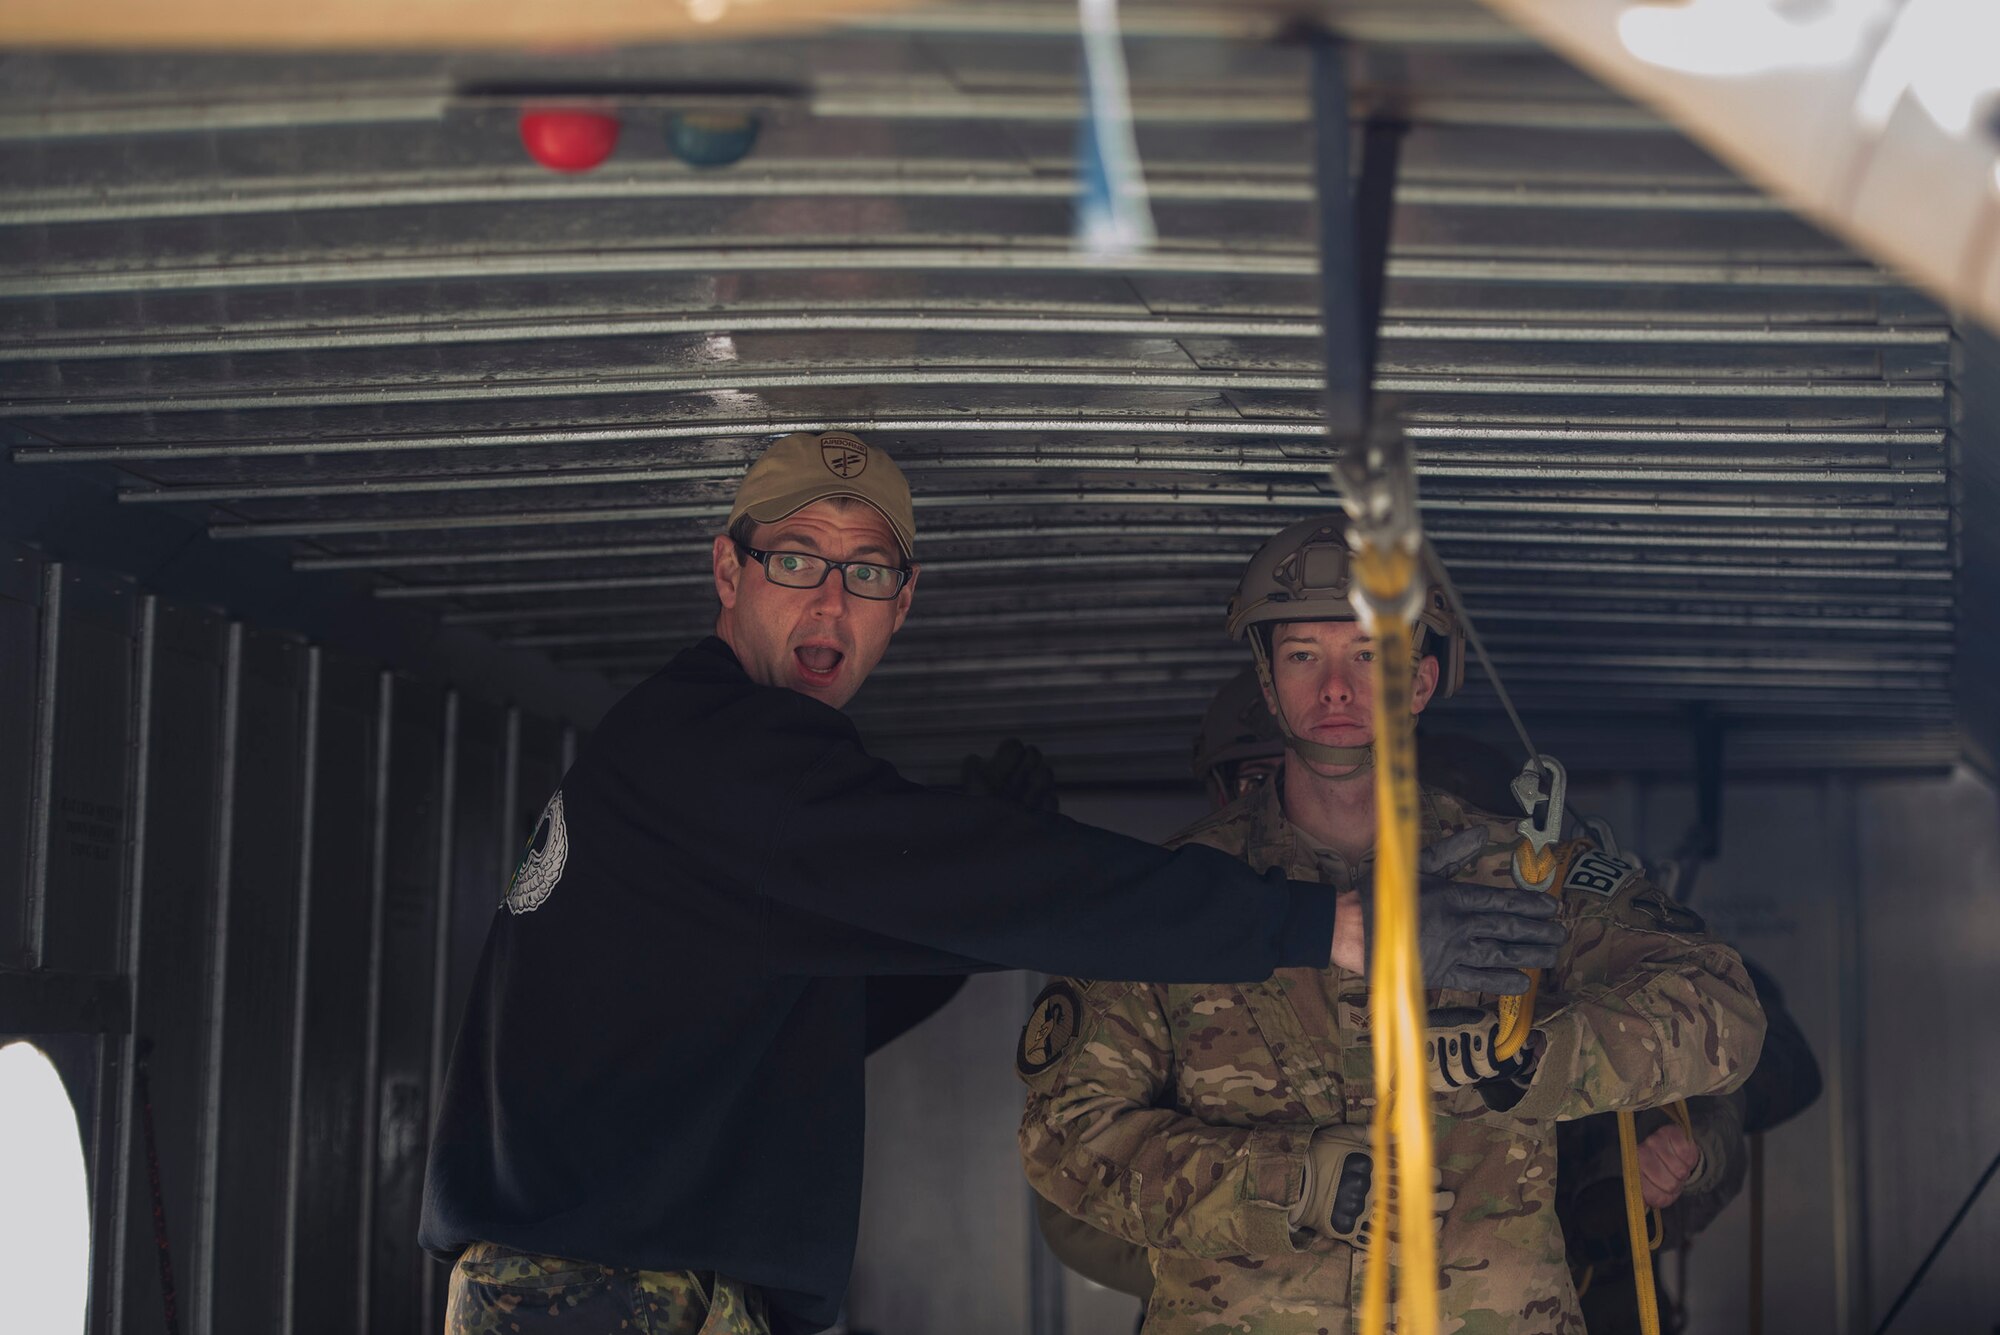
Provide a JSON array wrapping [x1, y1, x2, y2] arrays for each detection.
[[446, 1241, 771, 1335]]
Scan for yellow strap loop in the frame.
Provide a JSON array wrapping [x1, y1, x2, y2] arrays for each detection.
[[1353, 544, 1438, 1335], [1616, 1110, 1662, 1335], [1514, 841, 1559, 888], [1748, 1130, 1765, 1335], [1617, 1099, 1694, 1335], [1494, 841, 1568, 1062]]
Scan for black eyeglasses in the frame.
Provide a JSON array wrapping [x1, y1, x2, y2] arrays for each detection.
[[735, 541, 912, 600]]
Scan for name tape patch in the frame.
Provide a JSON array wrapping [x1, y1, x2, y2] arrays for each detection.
[[1563, 847, 1638, 898]]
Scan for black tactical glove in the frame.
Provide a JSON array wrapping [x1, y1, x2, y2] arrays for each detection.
[[961, 737, 1059, 815], [1358, 828, 1567, 994], [1423, 1005, 1539, 1110]]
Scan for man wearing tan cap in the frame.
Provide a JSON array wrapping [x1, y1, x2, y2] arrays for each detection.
[[423, 434, 1400, 1335], [712, 430, 918, 709]]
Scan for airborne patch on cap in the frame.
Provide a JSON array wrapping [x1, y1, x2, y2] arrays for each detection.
[[819, 433, 868, 479], [1017, 980, 1082, 1077]]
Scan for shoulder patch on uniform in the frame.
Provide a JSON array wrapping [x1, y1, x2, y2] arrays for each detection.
[[1017, 980, 1082, 1078], [1624, 884, 1706, 935], [1563, 847, 1638, 898], [504, 790, 568, 915]]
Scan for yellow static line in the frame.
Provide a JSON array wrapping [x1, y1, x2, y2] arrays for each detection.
[[1355, 544, 1437, 1335]]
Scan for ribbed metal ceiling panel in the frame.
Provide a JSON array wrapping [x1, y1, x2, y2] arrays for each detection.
[[0, 0, 1959, 783]]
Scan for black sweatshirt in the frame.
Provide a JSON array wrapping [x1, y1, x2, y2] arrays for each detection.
[[419, 637, 1337, 1333]]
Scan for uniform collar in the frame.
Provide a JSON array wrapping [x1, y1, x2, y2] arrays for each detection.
[[1245, 767, 1456, 883]]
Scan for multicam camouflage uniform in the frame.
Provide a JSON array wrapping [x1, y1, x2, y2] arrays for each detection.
[[1017, 781, 1766, 1335], [445, 1242, 769, 1335]]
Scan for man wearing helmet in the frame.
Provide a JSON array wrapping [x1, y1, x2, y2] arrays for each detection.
[[1045, 676, 1817, 1332], [1191, 666, 1287, 808], [1018, 515, 1766, 1335]]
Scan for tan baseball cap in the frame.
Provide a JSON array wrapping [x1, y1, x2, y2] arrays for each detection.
[[727, 431, 915, 559]]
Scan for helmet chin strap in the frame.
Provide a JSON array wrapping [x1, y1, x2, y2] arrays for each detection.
[[1250, 639, 1374, 773], [1283, 730, 1374, 772]]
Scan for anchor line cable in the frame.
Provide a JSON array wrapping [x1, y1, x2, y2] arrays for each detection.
[[1872, 1143, 2000, 1327], [136, 1039, 183, 1335], [1419, 534, 1538, 765]]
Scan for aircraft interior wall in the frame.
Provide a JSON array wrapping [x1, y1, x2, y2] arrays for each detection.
[[4, 12, 1999, 1328], [4, 549, 1997, 1335], [0, 543, 574, 1335]]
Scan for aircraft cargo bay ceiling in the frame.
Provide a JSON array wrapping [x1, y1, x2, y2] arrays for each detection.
[[0, 1, 1969, 785]]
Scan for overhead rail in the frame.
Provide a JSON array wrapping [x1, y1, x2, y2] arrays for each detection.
[[0, 316, 1946, 365], [12, 421, 1947, 465], [184, 492, 1956, 543], [0, 247, 1908, 300], [0, 173, 1788, 228], [290, 535, 1955, 577], [9, 365, 1939, 421]]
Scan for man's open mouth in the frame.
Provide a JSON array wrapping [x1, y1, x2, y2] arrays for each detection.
[[795, 646, 845, 677]]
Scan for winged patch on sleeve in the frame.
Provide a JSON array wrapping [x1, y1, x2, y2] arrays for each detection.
[[1018, 980, 1082, 1078], [504, 790, 569, 915]]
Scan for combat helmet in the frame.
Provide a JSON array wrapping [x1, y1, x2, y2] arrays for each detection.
[[1224, 514, 1465, 769], [1192, 666, 1283, 808]]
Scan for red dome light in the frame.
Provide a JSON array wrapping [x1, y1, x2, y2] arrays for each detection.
[[518, 109, 620, 173]]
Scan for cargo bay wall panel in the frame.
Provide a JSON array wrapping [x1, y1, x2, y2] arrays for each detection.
[[0, 543, 561, 1335]]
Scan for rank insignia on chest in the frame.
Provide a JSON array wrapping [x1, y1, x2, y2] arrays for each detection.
[[1018, 981, 1081, 1077], [1563, 847, 1637, 898]]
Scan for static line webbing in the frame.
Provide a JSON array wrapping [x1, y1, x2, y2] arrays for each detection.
[[1617, 1110, 1665, 1335], [1493, 847, 1567, 1064], [1615, 1101, 1694, 1335], [1354, 547, 1438, 1335], [1749, 1132, 1765, 1335]]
